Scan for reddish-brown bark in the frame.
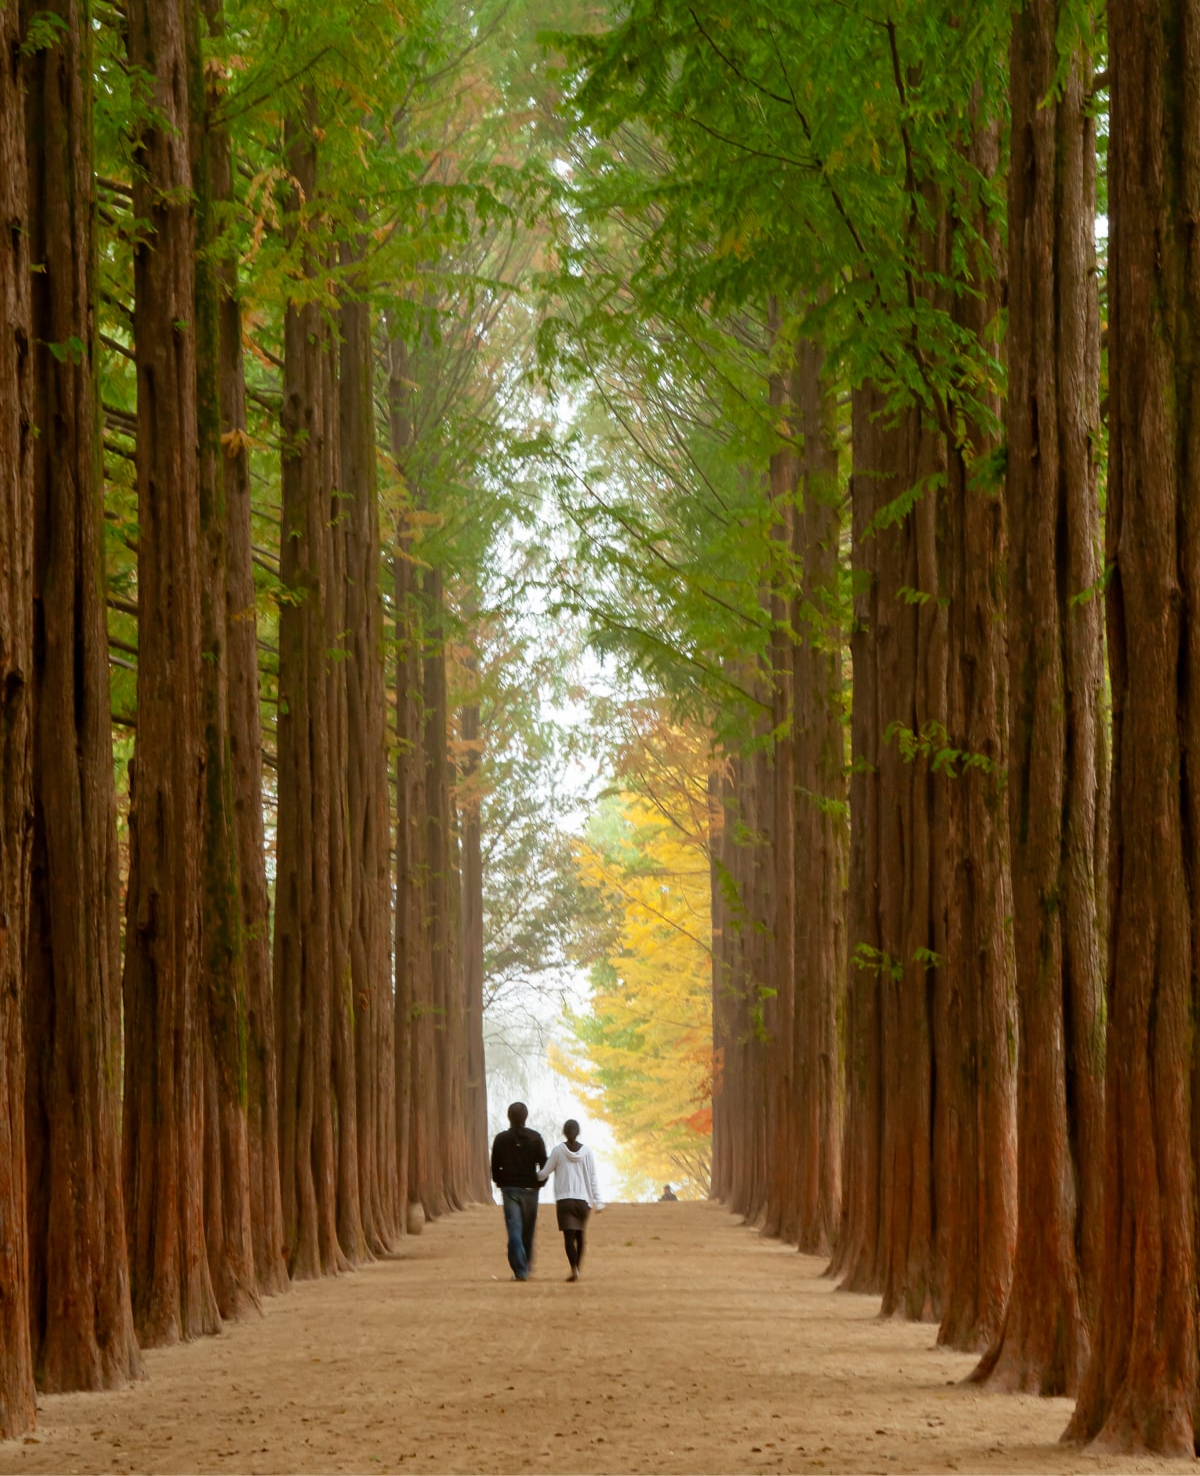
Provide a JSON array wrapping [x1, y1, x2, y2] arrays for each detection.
[[935, 117, 1018, 1355], [422, 575, 464, 1215], [709, 716, 771, 1225], [274, 100, 357, 1279], [0, 0, 37, 1435], [192, 2, 256, 1322], [838, 147, 1017, 1347], [761, 329, 796, 1246], [388, 333, 418, 1232], [22, 0, 141, 1392], [121, 0, 221, 1347], [203, 0, 286, 1300], [830, 386, 887, 1296], [708, 765, 733, 1204], [341, 254, 396, 1254], [870, 402, 948, 1329], [1067, 0, 1200, 1452], [458, 668, 492, 1203], [974, 0, 1105, 1396], [791, 338, 846, 1257]]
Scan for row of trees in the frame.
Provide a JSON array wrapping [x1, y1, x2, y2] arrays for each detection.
[[542, 0, 1199, 1454], [0, 0, 536, 1439]]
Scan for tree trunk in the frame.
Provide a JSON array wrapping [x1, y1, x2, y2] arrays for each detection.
[[22, 0, 141, 1393], [422, 574, 462, 1215], [975, 0, 1105, 1395], [935, 116, 1018, 1355], [763, 323, 796, 1245], [388, 332, 417, 1232], [1067, 0, 1200, 1451], [204, 0, 287, 1300], [830, 385, 887, 1295], [791, 337, 846, 1258], [341, 248, 395, 1254], [872, 401, 949, 1327], [192, 0, 256, 1323], [459, 662, 491, 1202], [0, 0, 37, 1434], [121, 0, 221, 1347], [274, 99, 353, 1279], [708, 765, 734, 1204]]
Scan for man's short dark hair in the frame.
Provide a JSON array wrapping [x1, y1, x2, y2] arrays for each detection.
[[507, 1101, 528, 1127]]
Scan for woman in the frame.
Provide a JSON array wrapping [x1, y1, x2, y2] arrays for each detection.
[[538, 1119, 604, 1281]]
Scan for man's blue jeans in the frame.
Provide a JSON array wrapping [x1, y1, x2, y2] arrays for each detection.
[[501, 1187, 539, 1279]]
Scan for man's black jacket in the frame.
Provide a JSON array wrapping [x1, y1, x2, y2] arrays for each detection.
[[491, 1126, 548, 1190]]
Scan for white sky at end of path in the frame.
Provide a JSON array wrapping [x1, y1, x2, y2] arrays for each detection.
[[484, 963, 626, 1202]]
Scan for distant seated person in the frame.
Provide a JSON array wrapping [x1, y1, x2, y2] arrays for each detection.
[[659, 1184, 678, 1201]]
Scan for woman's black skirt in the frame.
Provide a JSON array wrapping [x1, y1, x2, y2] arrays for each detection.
[[556, 1198, 590, 1232]]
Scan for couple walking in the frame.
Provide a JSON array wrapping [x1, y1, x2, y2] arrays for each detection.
[[490, 1102, 604, 1282]]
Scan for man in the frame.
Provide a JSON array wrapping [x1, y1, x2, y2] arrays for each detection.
[[490, 1101, 547, 1281]]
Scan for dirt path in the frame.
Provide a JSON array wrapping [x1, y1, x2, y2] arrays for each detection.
[[0, 1202, 1182, 1475]]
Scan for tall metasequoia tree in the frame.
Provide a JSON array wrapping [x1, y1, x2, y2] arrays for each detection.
[[274, 97, 365, 1277], [974, 0, 1105, 1395], [22, 0, 141, 1390], [835, 133, 1017, 1352], [192, 0, 256, 1321], [121, 0, 221, 1346], [710, 721, 771, 1224], [1067, 0, 1200, 1452], [341, 247, 396, 1254], [388, 333, 419, 1230], [459, 650, 492, 1203], [422, 571, 465, 1214], [843, 394, 950, 1323], [203, 0, 287, 1297], [790, 339, 846, 1257], [0, 0, 37, 1437], [761, 324, 797, 1248], [387, 325, 481, 1222], [829, 384, 888, 1297], [934, 118, 1018, 1355], [708, 330, 846, 1253]]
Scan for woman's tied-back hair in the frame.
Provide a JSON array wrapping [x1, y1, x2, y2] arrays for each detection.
[[563, 1118, 580, 1143]]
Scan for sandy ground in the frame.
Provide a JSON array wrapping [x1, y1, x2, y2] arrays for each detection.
[[0, 1200, 1188, 1475]]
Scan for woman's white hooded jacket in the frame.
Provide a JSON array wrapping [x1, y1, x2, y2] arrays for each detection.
[[538, 1143, 604, 1208]]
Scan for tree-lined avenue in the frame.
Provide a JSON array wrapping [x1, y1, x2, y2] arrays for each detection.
[[0, 1203, 1179, 1476]]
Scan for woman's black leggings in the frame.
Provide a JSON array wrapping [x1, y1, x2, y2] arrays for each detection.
[[563, 1229, 584, 1269]]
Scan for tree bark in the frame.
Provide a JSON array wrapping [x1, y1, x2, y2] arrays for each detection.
[[1067, 0, 1200, 1452], [273, 98, 355, 1279], [974, 0, 1105, 1395], [22, 0, 141, 1392], [762, 323, 796, 1245], [422, 574, 462, 1215], [121, 0, 221, 1347], [871, 401, 949, 1328], [192, 0, 256, 1323], [341, 248, 395, 1254], [791, 337, 846, 1258], [388, 332, 417, 1233], [0, 0, 37, 1434], [830, 385, 887, 1295], [203, 0, 287, 1300], [459, 658, 492, 1202], [935, 116, 1018, 1356]]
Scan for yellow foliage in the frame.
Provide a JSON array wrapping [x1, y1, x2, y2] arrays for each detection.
[[555, 717, 713, 1197]]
